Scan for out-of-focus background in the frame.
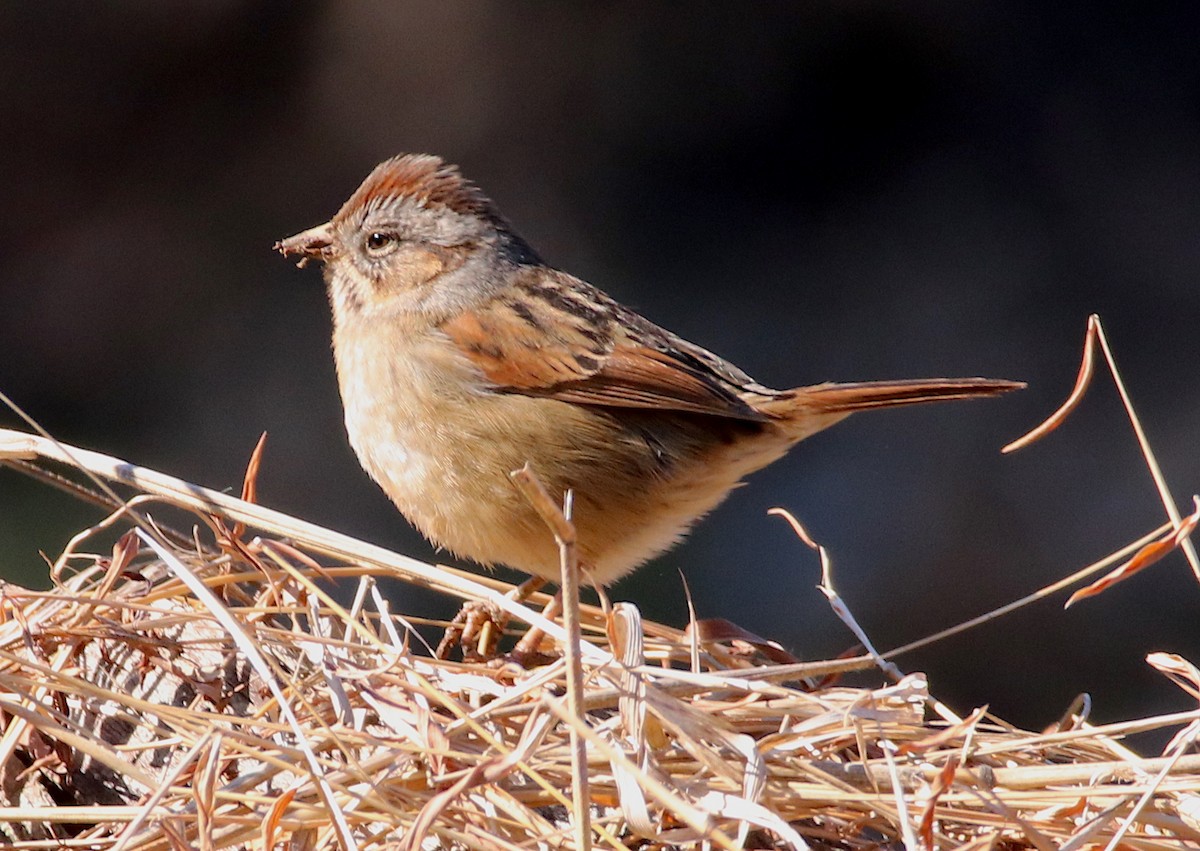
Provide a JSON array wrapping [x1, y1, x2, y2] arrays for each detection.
[[3, 3, 1199, 743]]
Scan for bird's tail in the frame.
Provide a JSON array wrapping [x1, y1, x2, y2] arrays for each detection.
[[786, 377, 1022, 413], [754, 377, 1023, 440]]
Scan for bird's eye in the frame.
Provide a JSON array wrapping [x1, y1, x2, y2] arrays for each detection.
[[364, 231, 396, 256]]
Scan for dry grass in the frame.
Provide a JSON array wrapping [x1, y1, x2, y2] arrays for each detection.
[[0, 315, 1198, 849]]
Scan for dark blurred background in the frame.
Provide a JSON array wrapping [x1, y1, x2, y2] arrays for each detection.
[[3, 2, 1200, 744]]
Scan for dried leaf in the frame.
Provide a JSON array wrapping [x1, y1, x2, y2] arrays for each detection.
[[1066, 496, 1200, 607], [233, 431, 268, 539], [262, 786, 297, 851], [685, 618, 800, 664], [1004, 314, 1098, 453], [898, 706, 987, 755], [918, 756, 959, 849], [1147, 652, 1200, 701]]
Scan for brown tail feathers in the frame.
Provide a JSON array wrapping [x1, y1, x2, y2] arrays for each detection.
[[759, 377, 1024, 418]]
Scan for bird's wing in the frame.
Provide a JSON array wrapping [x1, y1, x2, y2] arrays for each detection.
[[438, 269, 771, 421]]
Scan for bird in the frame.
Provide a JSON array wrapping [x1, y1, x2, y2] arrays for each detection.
[[277, 153, 1021, 589]]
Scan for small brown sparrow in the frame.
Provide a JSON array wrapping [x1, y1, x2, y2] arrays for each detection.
[[278, 154, 1020, 586]]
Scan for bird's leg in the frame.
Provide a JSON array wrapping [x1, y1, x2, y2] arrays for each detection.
[[509, 589, 563, 666]]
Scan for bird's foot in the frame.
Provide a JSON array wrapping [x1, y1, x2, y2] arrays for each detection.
[[436, 599, 506, 660], [436, 576, 553, 662]]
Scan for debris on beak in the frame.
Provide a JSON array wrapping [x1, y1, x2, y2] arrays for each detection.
[[274, 222, 335, 268]]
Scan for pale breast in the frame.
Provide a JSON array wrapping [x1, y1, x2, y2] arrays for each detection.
[[333, 327, 467, 505], [330, 322, 559, 570]]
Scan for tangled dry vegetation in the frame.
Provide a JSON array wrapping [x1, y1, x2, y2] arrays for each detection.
[[0, 317, 1199, 850]]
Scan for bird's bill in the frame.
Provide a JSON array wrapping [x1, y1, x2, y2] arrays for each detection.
[[274, 222, 334, 266]]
